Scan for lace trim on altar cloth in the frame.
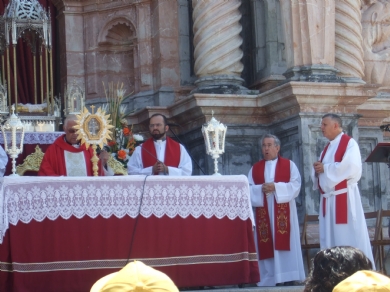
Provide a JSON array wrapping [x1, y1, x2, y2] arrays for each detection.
[[0, 175, 255, 243], [0, 132, 63, 144], [0, 252, 259, 272]]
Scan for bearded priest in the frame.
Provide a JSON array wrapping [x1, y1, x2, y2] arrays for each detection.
[[127, 113, 192, 176]]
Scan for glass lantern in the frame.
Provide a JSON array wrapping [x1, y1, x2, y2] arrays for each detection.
[[1, 105, 25, 176], [202, 113, 227, 175]]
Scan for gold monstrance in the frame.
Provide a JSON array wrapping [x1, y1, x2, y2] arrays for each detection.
[[74, 106, 113, 176]]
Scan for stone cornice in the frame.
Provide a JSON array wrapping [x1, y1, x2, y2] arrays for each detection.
[[125, 81, 382, 133], [357, 94, 390, 127], [53, 0, 149, 14]]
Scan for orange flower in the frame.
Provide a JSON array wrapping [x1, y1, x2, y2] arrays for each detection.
[[117, 149, 127, 160], [107, 140, 117, 147], [123, 127, 131, 136]]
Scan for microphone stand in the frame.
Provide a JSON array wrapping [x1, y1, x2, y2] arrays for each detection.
[[168, 125, 206, 175]]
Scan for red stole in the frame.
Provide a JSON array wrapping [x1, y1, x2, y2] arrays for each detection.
[[141, 137, 181, 174], [319, 134, 351, 224], [252, 156, 291, 260]]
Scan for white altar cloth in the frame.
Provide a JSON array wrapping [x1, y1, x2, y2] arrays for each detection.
[[0, 131, 62, 145], [0, 175, 254, 243]]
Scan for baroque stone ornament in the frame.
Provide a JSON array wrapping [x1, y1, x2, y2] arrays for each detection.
[[280, 0, 339, 81], [335, 0, 365, 82], [74, 106, 114, 176], [362, 0, 390, 86], [192, 0, 244, 90]]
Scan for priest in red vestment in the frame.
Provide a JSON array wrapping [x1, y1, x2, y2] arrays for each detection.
[[38, 115, 113, 176], [248, 134, 305, 286], [312, 113, 374, 267], [127, 113, 192, 176]]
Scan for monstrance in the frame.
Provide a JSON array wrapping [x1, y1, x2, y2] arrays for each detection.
[[73, 106, 113, 176]]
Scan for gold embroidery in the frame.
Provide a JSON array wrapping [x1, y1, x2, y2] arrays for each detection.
[[258, 221, 270, 242], [277, 204, 288, 234]]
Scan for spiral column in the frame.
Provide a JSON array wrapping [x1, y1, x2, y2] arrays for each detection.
[[335, 0, 365, 82], [192, 0, 245, 91]]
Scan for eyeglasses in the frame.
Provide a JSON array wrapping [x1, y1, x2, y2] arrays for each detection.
[[262, 143, 276, 148], [67, 129, 77, 134], [149, 123, 164, 129]]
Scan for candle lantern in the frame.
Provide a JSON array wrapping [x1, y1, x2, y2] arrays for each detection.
[[202, 112, 227, 175], [1, 105, 24, 176]]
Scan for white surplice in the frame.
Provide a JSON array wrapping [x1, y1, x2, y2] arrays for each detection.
[[311, 132, 375, 267], [0, 145, 7, 177], [127, 140, 192, 176], [248, 159, 305, 286]]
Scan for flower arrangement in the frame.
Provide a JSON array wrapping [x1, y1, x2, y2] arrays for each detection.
[[102, 82, 143, 167]]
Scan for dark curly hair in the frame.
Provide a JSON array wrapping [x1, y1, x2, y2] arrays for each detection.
[[303, 246, 373, 292]]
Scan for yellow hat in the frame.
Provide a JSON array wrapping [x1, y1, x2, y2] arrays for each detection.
[[333, 270, 390, 292], [90, 261, 179, 292]]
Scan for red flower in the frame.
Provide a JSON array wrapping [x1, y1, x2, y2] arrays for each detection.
[[107, 141, 117, 147], [123, 128, 131, 136], [117, 149, 127, 160]]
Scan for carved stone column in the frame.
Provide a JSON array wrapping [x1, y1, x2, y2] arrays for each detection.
[[280, 0, 339, 81], [192, 0, 246, 93], [335, 0, 365, 83]]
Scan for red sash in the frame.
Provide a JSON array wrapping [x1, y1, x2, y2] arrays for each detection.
[[319, 134, 351, 224], [141, 137, 181, 174], [252, 156, 291, 260]]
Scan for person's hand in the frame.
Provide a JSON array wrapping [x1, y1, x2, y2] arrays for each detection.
[[153, 161, 168, 174], [262, 183, 275, 196], [99, 149, 109, 167], [313, 161, 324, 174]]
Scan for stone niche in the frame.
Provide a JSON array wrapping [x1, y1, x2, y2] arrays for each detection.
[[86, 13, 137, 100]]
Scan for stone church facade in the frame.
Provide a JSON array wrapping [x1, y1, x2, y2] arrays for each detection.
[[51, 0, 390, 221]]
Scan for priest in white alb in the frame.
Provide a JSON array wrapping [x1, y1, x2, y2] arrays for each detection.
[[312, 113, 374, 266], [38, 114, 113, 176], [127, 113, 192, 176], [248, 134, 305, 287]]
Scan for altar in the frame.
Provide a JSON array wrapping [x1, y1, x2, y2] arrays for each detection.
[[0, 175, 260, 292]]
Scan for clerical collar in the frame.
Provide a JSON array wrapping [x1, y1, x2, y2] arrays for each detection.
[[330, 132, 343, 144], [154, 137, 166, 143], [64, 136, 80, 147], [266, 157, 278, 161]]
